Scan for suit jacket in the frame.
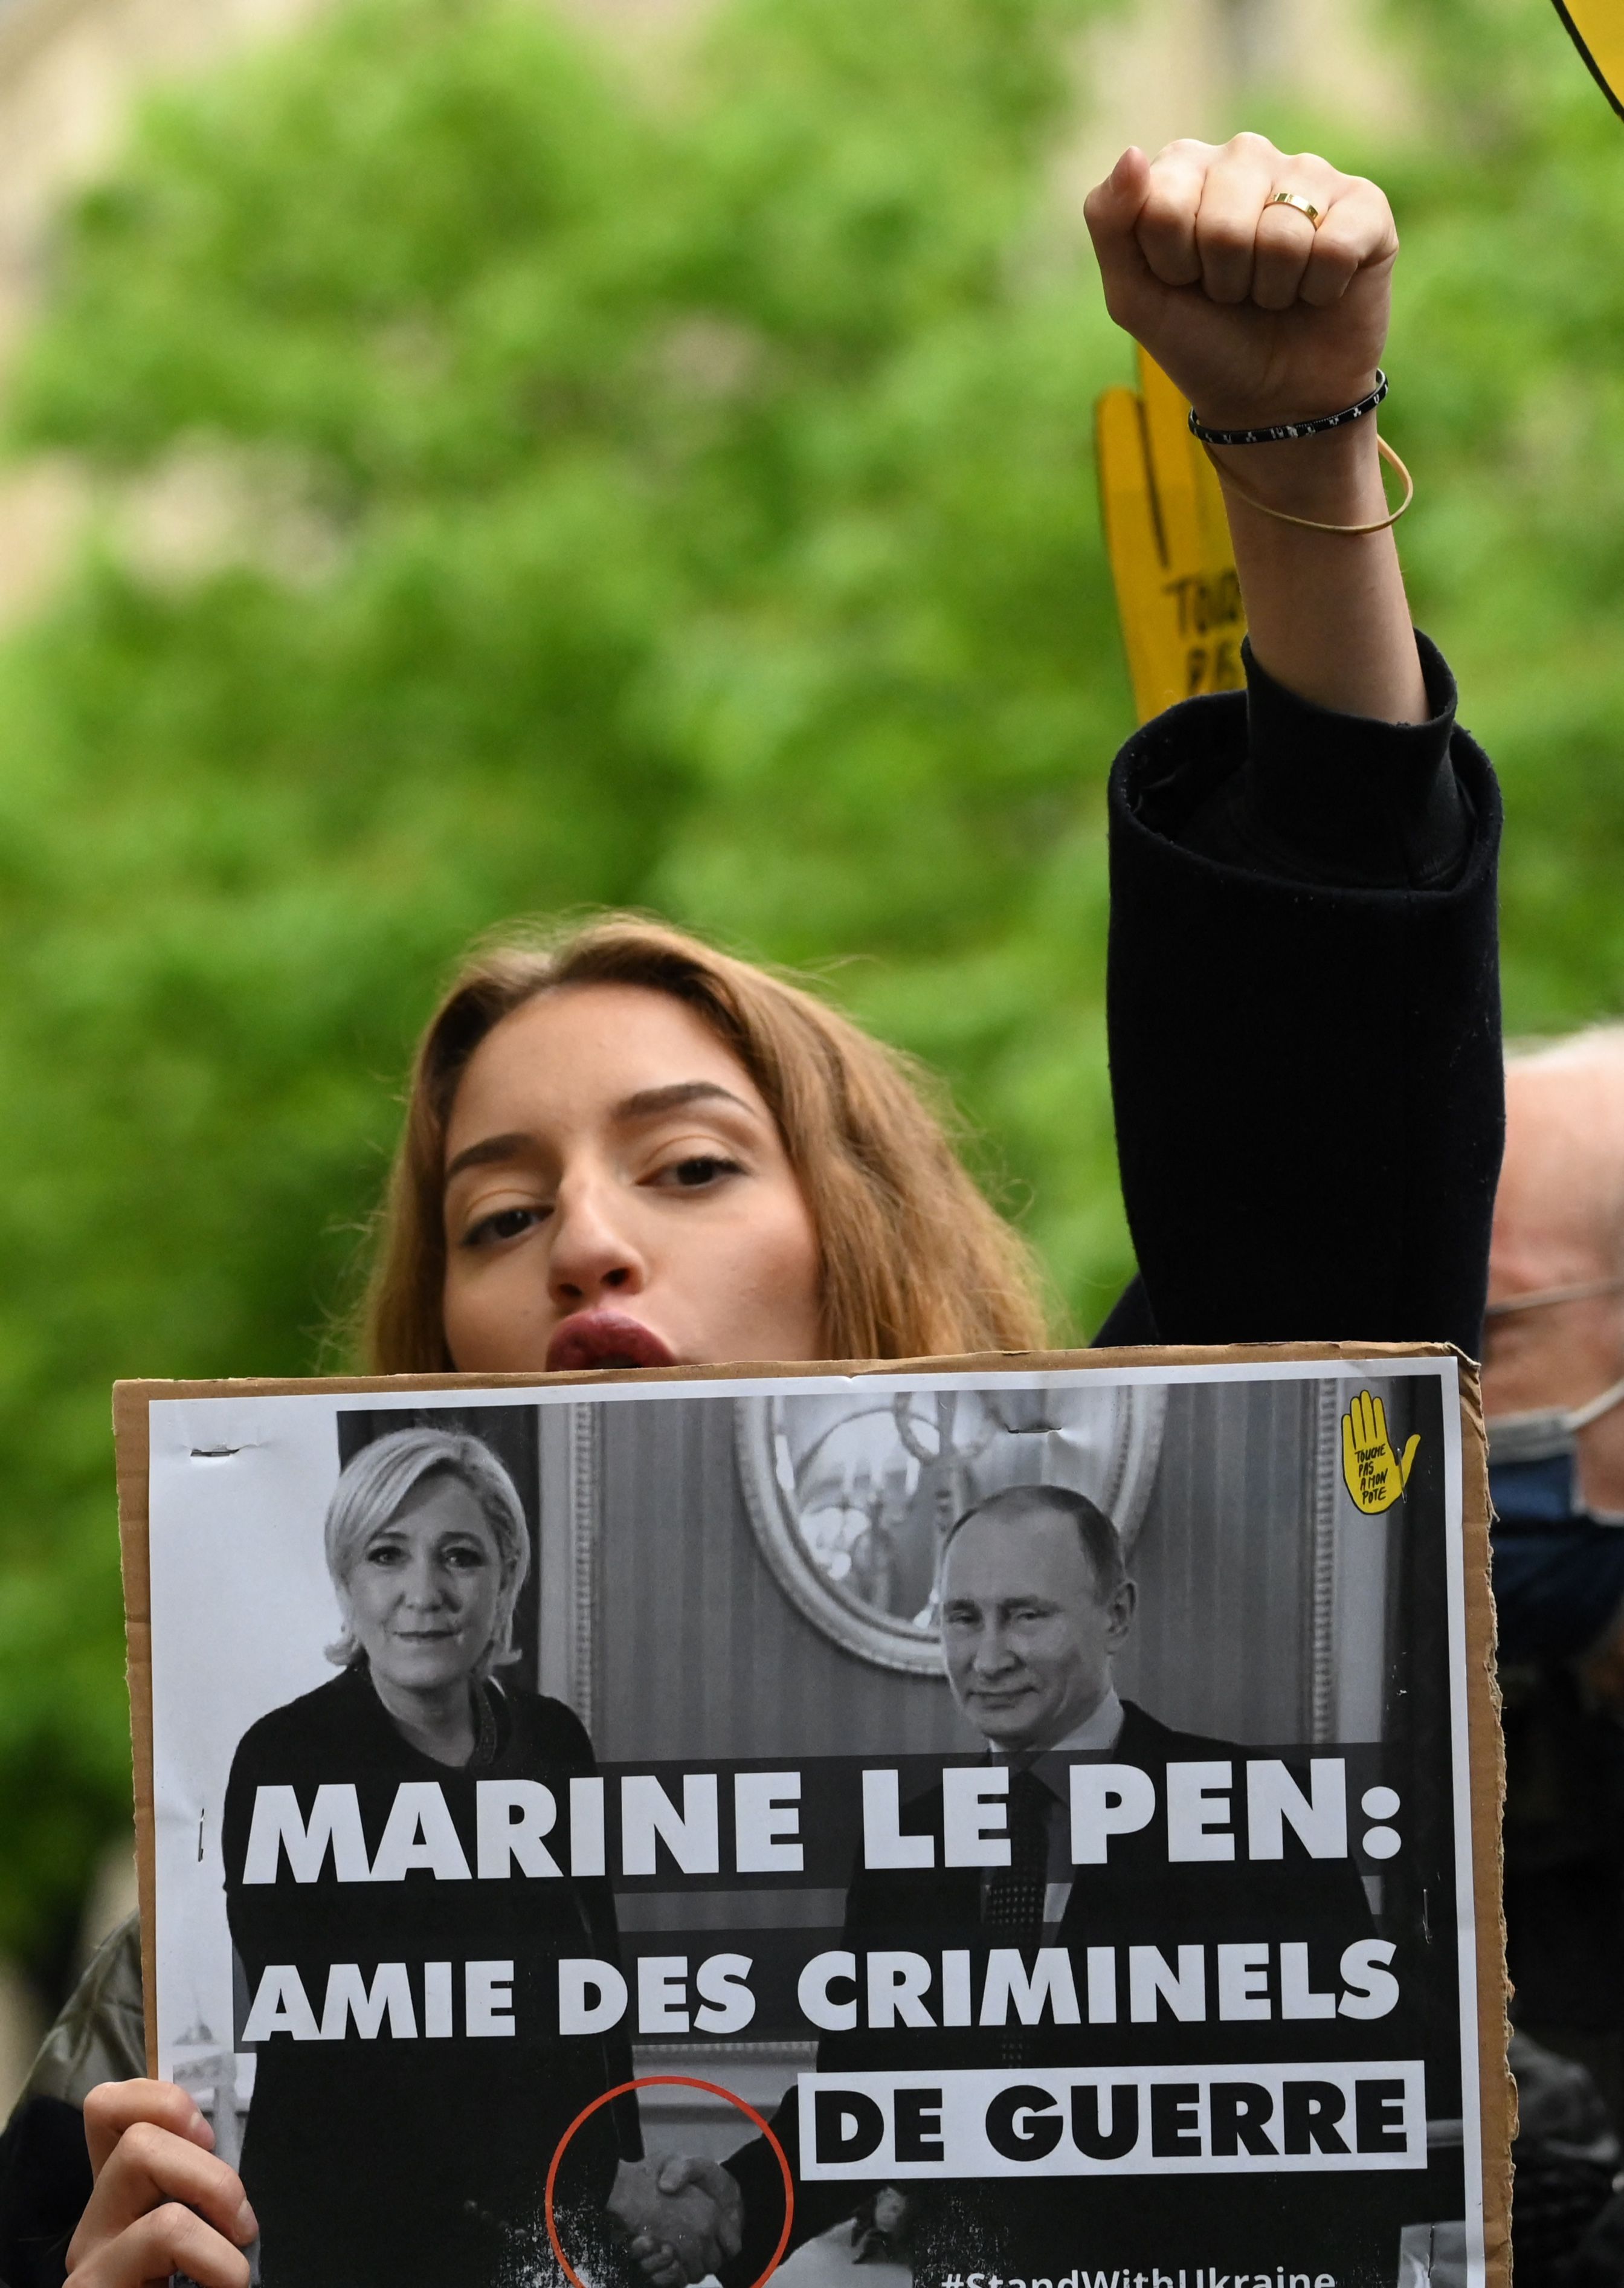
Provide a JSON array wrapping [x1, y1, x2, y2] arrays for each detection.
[[221, 1666, 638, 2288], [724, 1704, 1431, 2281]]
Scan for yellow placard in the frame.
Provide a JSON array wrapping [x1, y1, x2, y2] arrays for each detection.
[[1094, 348, 1246, 725], [1552, 0, 1624, 117]]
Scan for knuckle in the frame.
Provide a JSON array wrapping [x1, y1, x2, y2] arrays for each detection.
[[1228, 129, 1275, 158], [86, 2078, 177, 2138], [122, 2119, 170, 2168], [1137, 198, 1188, 242], [1199, 219, 1252, 259], [1138, 178, 1181, 216]]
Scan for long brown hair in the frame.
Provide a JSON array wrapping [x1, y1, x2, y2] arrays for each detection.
[[361, 914, 1053, 1371]]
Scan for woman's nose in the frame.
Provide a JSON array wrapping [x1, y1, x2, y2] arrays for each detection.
[[401, 1556, 443, 1607], [546, 1179, 647, 1311]]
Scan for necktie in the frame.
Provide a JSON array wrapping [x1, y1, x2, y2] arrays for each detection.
[[983, 1768, 1051, 2066], [984, 1766, 1051, 1935]]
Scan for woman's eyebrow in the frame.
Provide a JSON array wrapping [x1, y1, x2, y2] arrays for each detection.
[[611, 1080, 756, 1123], [443, 1131, 536, 1185], [443, 1085, 756, 1188]]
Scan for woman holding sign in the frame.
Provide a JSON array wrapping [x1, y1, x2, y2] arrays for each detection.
[[15, 131, 1501, 2288], [217, 1426, 728, 2287]]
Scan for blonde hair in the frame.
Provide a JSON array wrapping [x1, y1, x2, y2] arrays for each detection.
[[324, 1426, 531, 1675], [361, 914, 1052, 1371]]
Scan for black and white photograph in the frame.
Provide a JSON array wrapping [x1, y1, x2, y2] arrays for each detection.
[[140, 1356, 1481, 2288]]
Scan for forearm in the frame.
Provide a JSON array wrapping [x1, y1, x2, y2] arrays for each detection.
[[1207, 417, 1427, 725]]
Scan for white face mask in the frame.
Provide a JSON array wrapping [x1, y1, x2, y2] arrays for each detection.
[[1487, 1375, 1624, 1467], [1484, 1275, 1624, 1471]]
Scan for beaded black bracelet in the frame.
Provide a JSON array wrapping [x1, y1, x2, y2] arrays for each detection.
[[1187, 369, 1388, 447]]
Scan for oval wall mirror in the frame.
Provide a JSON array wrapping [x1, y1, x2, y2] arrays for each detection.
[[735, 1381, 1166, 1675]]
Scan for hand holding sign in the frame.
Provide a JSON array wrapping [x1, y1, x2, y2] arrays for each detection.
[[1341, 1390, 1420, 1514], [65, 2080, 256, 2288]]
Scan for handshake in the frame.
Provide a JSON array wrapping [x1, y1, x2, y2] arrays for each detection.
[[608, 2154, 746, 2288]]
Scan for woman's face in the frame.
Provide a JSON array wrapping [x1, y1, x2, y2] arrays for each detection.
[[441, 983, 824, 1374], [344, 1473, 504, 1695]]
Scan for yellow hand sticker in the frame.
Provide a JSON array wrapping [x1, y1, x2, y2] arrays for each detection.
[[1094, 346, 1246, 724], [1341, 1390, 1422, 1515]]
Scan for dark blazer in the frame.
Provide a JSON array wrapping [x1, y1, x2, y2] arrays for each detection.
[[837, 1701, 1371, 2048], [221, 1666, 638, 2288], [724, 1701, 1390, 2274]]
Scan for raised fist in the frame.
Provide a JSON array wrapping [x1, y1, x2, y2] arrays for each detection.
[[1084, 134, 1397, 435]]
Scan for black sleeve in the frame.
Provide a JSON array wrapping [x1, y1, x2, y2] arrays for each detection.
[[0, 2096, 85, 2288], [1095, 633, 1503, 1357]]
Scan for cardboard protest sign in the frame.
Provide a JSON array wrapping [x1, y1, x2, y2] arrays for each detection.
[[116, 1343, 1508, 2288]]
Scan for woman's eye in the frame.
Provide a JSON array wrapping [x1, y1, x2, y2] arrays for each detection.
[[463, 1204, 546, 1247], [657, 1154, 744, 1190], [366, 1544, 405, 1567], [442, 1545, 491, 1570]]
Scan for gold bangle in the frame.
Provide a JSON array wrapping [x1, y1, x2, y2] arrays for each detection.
[[1201, 433, 1413, 534]]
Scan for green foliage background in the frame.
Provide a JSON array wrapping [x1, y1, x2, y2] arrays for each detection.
[[0, 0, 1619, 1987]]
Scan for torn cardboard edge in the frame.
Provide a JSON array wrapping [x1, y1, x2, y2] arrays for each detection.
[[112, 1337, 1508, 2278]]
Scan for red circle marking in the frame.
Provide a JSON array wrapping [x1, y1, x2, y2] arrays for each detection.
[[544, 2075, 795, 2288]]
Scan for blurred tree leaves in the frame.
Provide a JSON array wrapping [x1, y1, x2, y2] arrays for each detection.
[[1374, 0, 1624, 1027], [1, 0, 1622, 1978], [0, 0, 1129, 1976]]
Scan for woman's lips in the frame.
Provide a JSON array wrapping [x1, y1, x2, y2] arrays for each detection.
[[546, 1310, 677, 1374]]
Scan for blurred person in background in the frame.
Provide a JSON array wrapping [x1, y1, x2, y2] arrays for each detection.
[[1487, 1033, 1624, 2115], [5, 130, 1507, 2288]]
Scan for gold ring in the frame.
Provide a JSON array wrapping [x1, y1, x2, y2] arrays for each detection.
[[1266, 189, 1323, 227]]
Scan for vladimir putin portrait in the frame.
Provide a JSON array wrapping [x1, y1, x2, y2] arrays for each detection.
[[718, 1482, 1400, 2282]]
